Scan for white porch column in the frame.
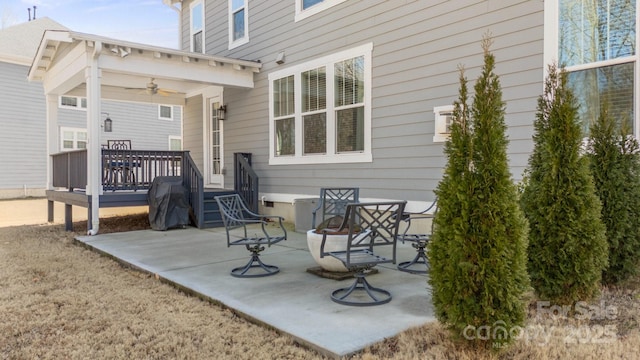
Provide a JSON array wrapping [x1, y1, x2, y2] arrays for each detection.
[[86, 41, 103, 235], [45, 94, 59, 191]]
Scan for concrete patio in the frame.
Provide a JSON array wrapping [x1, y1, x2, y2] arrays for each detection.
[[75, 225, 436, 358]]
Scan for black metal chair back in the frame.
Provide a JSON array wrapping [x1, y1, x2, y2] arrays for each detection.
[[311, 187, 359, 228], [320, 201, 406, 306], [107, 140, 132, 150], [215, 194, 287, 277]]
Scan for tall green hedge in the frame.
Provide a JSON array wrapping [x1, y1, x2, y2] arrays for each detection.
[[588, 107, 640, 284], [428, 38, 529, 349], [519, 64, 608, 303]]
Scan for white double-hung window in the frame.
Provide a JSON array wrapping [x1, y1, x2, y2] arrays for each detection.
[[545, 0, 637, 135], [295, 0, 348, 22], [190, 1, 204, 53], [229, 0, 248, 48], [269, 43, 372, 165]]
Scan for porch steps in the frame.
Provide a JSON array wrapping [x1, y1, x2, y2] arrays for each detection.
[[201, 189, 236, 229]]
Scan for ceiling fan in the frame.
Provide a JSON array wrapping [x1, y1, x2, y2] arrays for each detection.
[[125, 78, 179, 96]]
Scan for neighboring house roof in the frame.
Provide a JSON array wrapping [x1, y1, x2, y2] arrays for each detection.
[[0, 17, 68, 65]]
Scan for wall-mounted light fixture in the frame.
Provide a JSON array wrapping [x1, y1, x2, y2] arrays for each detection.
[[275, 51, 285, 65], [102, 112, 113, 132], [217, 105, 227, 120]]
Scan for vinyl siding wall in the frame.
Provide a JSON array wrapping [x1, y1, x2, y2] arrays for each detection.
[[180, 0, 543, 202], [0, 62, 182, 198], [0, 62, 47, 194]]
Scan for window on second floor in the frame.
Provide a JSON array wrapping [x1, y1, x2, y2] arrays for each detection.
[[268, 43, 373, 165], [190, 1, 204, 53], [59, 96, 87, 110], [229, 0, 249, 49], [295, 0, 348, 22], [60, 127, 87, 151], [158, 105, 173, 120]]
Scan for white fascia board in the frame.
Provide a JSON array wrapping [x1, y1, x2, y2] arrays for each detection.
[[40, 41, 88, 95], [67, 31, 261, 72], [28, 30, 73, 81]]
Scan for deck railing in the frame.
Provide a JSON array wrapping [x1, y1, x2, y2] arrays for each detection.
[[51, 149, 192, 191], [234, 152, 259, 213], [182, 152, 204, 228]]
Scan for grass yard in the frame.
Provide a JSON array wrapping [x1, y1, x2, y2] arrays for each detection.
[[1, 214, 638, 359]]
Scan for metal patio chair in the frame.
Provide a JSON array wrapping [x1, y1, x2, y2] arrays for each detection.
[[311, 187, 360, 228], [215, 194, 287, 278], [396, 200, 437, 274], [320, 201, 406, 306]]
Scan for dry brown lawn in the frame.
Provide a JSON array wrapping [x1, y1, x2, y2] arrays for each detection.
[[1, 214, 639, 359]]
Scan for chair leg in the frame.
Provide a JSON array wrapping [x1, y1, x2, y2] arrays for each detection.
[[231, 244, 280, 278], [398, 241, 429, 274], [331, 271, 392, 306]]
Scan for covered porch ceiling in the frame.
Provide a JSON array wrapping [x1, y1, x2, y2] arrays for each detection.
[[28, 30, 262, 105]]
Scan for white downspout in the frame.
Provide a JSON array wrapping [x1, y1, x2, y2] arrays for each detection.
[[87, 41, 102, 235], [163, 0, 182, 49]]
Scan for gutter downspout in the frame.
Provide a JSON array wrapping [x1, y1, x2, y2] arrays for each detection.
[[163, 0, 182, 49], [87, 40, 102, 235]]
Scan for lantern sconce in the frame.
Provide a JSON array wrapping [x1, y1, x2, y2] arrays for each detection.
[[217, 105, 227, 120], [102, 112, 113, 132]]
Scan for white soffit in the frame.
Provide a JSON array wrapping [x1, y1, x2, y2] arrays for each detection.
[[28, 30, 262, 93]]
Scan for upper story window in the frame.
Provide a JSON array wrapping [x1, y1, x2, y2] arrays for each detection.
[[158, 105, 173, 120], [190, 1, 204, 53], [268, 43, 372, 165], [60, 127, 87, 151], [59, 96, 86, 110], [229, 0, 249, 49], [295, 0, 348, 22], [546, 0, 636, 135]]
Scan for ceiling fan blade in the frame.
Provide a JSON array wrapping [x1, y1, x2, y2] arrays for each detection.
[[157, 88, 179, 96]]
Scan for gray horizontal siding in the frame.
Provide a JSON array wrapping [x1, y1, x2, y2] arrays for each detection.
[[59, 102, 182, 150], [0, 62, 182, 195], [183, 0, 544, 202], [0, 62, 47, 190]]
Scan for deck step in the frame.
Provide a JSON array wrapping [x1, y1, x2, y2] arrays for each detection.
[[197, 189, 236, 229]]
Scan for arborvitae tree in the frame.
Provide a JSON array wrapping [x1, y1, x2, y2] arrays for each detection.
[[429, 37, 529, 349], [588, 107, 640, 284], [520, 64, 608, 303]]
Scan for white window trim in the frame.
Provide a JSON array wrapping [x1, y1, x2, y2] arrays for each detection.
[[433, 105, 454, 143], [544, 0, 640, 137], [158, 105, 173, 121], [268, 42, 373, 165], [60, 127, 87, 151], [59, 96, 87, 111], [228, 0, 249, 49], [190, 0, 205, 53], [295, 0, 348, 22], [169, 135, 182, 150]]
